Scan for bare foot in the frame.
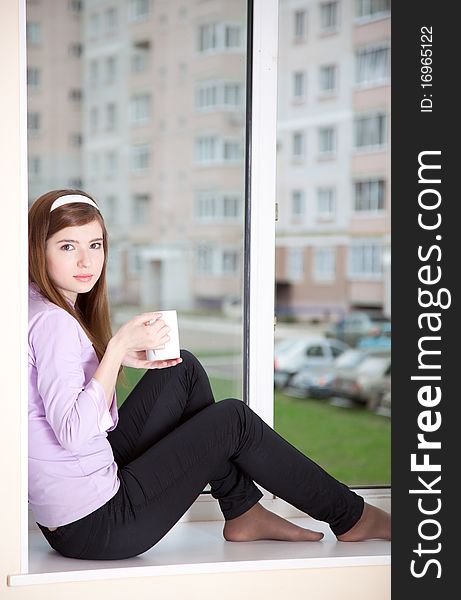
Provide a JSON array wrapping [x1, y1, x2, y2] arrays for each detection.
[[336, 502, 391, 542], [223, 502, 324, 542]]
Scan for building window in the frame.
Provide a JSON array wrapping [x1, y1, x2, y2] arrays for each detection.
[[356, 0, 391, 20], [69, 177, 83, 188], [197, 22, 244, 54], [319, 64, 337, 94], [319, 1, 339, 32], [26, 22, 41, 45], [69, 43, 83, 57], [27, 112, 40, 134], [198, 23, 218, 53], [286, 247, 304, 281], [317, 187, 336, 218], [129, 0, 150, 21], [293, 71, 306, 100], [294, 9, 307, 41], [356, 45, 390, 86], [225, 24, 242, 49], [318, 126, 336, 155], [196, 81, 243, 110], [28, 156, 41, 178], [222, 249, 239, 276], [223, 139, 242, 162], [69, 133, 83, 147], [313, 247, 335, 282], [131, 143, 150, 172], [223, 194, 241, 218], [354, 112, 386, 149], [354, 179, 385, 212], [132, 40, 150, 73], [69, 88, 82, 102], [130, 93, 151, 123], [197, 244, 214, 275], [105, 151, 118, 178], [291, 190, 305, 219], [195, 136, 218, 164], [292, 131, 306, 159], [106, 103, 117, 130], [69, 0, 83, 13], [105, 7, 118, 33], [223, 83, 243, 108], [349, 240, 383, 278], [195, 191, 241, 221], [132, 193, 150, 225], [105, 56, 117, 84], [27, 67, 40, 89]]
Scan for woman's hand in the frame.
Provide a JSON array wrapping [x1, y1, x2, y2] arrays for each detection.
[[121, 350, 182, 370], [113, 312, 172, 355]]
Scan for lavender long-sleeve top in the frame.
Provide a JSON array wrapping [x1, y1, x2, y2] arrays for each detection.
[[28, 282, 120, 528]]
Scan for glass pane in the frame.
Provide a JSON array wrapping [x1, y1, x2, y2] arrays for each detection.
[[274, 0, 391, 486], [27, 0, 247, 428]]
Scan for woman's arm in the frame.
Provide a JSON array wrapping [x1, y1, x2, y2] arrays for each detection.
[[92, 336, 125, 410]]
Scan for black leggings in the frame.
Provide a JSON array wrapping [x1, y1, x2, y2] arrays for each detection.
[[37, 350, 364, 560]]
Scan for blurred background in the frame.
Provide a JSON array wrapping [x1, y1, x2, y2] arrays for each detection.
[[27, 0, 391, 486]]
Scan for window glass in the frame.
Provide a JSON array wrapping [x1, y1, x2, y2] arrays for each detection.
[[275, 0, 390, 487], [26, 0, 248, 433]]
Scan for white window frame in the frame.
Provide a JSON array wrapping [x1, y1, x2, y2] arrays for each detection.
[[354, 111, 387, 151], [318, 125, 336, 157], [197, 21, 245, 55], [353, 178, 386, 214], [319, 1, 340, 33], [290, 189, 306, 221], [348, 238, 384, 280], [355, 0, 391, 23], [355, 43, 390, 88], [292, 70, 306, 102], [313, 246, 336, 283], [131, 143, 150, 173], [293, 9, 307, 42], [8, 0, 388, 581], [286, 247, 304, 282], [319, 63, 337, 96], [317, 187, 336, 219], [292, 130, 306, 160], [128, 0, 150, 22], [130, 92, 151, 124]]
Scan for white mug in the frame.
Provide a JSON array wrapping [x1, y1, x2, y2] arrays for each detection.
[[146, 310, 180, 361]]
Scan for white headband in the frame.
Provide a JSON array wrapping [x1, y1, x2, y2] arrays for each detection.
[[50, 194, 100, 213]]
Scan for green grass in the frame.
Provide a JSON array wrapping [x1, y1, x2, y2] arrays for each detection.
[[116, 369, 390, 487]]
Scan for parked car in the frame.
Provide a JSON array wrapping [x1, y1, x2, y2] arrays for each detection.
[[287, 348, 385, 399], [325, 312, 391, 347], [274, 337, 349, 389], [329, 353, 391, 410]]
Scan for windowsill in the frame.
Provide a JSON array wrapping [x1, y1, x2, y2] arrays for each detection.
[[9, 490, 390, 586]]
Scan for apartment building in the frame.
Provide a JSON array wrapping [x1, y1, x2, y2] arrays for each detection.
[[26, 0, 83, 203], [26, 0, 391, 318], [275, 0, 391, 320]]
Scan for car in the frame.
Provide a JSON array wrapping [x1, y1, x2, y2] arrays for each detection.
[[329, 353, 391, 410], [325, 311, 391, 347], [274, 336, 349, 389], [286, 348, 386, 399]]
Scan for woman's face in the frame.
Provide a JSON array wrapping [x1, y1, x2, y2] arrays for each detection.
[[45, 220, 105, 304]]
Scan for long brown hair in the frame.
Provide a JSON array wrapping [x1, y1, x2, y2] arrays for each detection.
[[29, 189, 126, 384]]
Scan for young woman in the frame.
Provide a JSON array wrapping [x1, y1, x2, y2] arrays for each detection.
[[28, 189, 391, 561]]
